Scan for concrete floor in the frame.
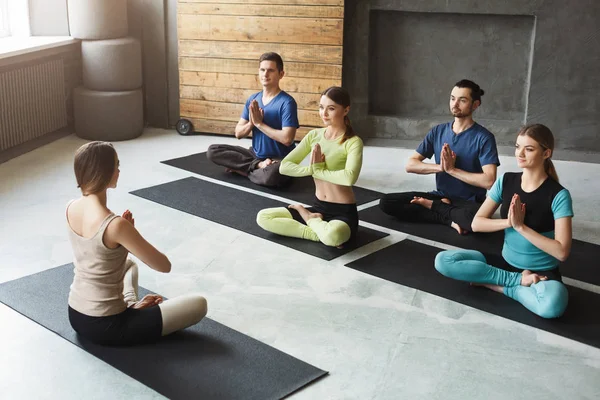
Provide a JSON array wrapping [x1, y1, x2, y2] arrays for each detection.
[[1, 128, 599, 400]]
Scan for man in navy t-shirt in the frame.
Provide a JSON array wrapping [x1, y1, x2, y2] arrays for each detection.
[[207, 52, 300, 187], [379, 80, 500, 234]]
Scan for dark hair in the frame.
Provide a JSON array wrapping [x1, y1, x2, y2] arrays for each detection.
[[74, 141, 117, 195], [454, 79, 485, 104], [518, 124, 559, 182], [259, 52, 284, 72], [321, 86, 355, 144]]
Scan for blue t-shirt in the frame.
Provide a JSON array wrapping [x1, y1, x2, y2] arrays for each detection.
[[416, 122, 500, 202], [241, 91, 299, 159], [489, 174, 574, 271]]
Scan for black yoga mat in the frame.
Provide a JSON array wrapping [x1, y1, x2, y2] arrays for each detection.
[[131, 177, 388, 261], [0, 265, 327, 400], [346, 239, 600, 349], [161, 152, 383, 206], [359, 206, 600, 286]]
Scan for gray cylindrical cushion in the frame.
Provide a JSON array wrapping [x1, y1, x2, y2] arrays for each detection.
[[82, 37, 142, 91], [74, 87, 144, 141], [67, 0, 128, 40]]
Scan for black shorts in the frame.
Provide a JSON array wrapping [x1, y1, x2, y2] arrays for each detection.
[[68, 305, 163, 346], [288, 197, 359, 241], [486, 253, 563, 282]]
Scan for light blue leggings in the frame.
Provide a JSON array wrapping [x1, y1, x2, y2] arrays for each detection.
[[434, 250, 569, 319]]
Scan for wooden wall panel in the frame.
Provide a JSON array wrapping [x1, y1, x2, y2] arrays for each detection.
[[177, 0, 343, 140], [178, 40, 343, 64], [178, 15, 343, 45], [179, 3, 344, 18], [179, 86, 321, 110], [180, 0, 343, 6]]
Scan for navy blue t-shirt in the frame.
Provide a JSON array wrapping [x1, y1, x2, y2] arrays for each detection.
[[241, 91, 299, 159], [416, 122, 500, 202]]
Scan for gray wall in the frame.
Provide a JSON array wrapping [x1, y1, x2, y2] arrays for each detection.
[[344, 0, 600, 152]]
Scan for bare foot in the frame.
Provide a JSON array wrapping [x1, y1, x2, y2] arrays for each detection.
[[288, 204, 323, 223], [225, 168, 248, 177], [257, 158, 273, 169], [131, 294, 163, 309], [410, 196, 433, 209], [451, 221, 466, 235], [471, 283, 504, 293], [520, 270, 548, 286]]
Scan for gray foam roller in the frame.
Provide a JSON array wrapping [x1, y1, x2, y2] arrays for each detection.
[[74, 87, 144, 141], [82, 37, 142, 91], [67, 0, 128, 40]]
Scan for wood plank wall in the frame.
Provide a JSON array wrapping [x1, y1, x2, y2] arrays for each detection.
[[177, 0, 344, 140]]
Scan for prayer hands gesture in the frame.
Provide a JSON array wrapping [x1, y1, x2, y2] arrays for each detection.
[[508, 194, 526, 230], [249, 100, 264, 126], [439, 143, 456, 173], [311, 143, 325, 165], [122, 209, 135, 227]]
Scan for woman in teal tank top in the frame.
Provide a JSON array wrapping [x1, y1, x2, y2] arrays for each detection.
[[256, 87, 364, 248], [434, 124, 573, 318]]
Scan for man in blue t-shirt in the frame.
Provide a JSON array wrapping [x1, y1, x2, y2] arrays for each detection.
[[207, 52, 300, 187], [379, 80, 500, 234]]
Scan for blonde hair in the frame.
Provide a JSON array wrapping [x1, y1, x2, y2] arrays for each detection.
[[74, 141, 117, 195], [518, 124, 559, 182]]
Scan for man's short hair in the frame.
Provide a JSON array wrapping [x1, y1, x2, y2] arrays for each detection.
[[454, 79, 485, 104], [259, 52, 284, 72]]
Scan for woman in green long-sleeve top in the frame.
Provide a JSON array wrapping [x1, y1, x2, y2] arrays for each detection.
[[256, 86, 363, 248]]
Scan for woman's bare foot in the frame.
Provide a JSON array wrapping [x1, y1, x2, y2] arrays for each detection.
[[520, 270, 548, 286], [131, 294, 163, 309], [471, 282, 504, 293], [410, 196, 433, 209], [288, 204, 323, 223]]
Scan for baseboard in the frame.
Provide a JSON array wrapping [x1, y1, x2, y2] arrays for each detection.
[[0, 127, 73, 164]]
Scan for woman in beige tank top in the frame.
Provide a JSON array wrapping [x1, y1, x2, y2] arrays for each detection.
[[66, 141, 207, 345]]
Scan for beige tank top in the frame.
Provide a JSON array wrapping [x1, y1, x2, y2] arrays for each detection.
[[67, 204, 129, 317]]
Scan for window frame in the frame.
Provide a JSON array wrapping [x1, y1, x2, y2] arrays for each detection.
[[0, 0, 10, 38]]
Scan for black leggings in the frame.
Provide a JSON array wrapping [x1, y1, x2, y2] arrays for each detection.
[[379, 191, 482, 232], [288, 197, 359, 241], [68, 306, 163, 346]]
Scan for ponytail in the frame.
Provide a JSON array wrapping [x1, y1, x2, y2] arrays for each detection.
[[545, 158, 559, 182], [340, 115, 356, 144]]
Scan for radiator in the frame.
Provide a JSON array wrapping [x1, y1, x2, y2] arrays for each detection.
[[0, 58, 68, 151]]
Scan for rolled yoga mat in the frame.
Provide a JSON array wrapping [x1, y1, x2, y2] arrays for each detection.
[[130, 177, 388, 261], [0, 264, 327, 400], [161, 152, 383, 206], [358, 206, 600, 286], [345, 239, 600, 349]]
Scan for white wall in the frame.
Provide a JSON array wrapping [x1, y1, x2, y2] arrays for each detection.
[[28, 0, 69, 36]]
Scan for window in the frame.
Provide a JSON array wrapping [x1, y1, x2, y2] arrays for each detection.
[[0, 0, 10, 38]]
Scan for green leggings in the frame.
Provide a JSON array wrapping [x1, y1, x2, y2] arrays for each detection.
[[256, 207, 351, 247]]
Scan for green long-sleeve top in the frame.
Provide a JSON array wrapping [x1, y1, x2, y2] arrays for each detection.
[[279, 128, 363, 186]]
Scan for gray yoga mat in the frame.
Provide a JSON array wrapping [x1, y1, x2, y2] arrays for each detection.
[[0, 264, 328, 400], [359, 206, 600, 286], [346, 239, 600, 349], [161, 152, 383, 206], [131, 177, 388, 261]]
